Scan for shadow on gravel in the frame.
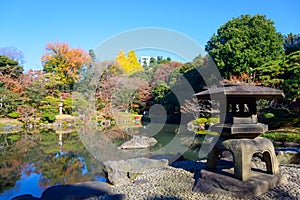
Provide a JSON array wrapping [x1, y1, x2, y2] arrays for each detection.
[[148, 197, 182, 200]]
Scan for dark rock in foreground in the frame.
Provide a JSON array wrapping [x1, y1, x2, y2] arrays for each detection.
[[12, 195, 39, 200], [40, 181, 111, 200]]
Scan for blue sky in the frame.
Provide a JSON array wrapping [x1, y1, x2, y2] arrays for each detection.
[[1, 0, 300, 71]]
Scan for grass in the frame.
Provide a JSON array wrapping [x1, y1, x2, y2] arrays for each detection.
[[261, 131, 300, 143]]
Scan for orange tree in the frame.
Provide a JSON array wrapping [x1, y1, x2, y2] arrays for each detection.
[[41, 42, 91, 90]]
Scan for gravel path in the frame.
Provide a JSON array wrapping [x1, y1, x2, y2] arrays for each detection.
[[87, 161, 300, 200]]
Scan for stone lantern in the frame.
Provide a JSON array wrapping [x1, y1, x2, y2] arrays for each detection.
[[193, 84, 287, 197], [59, 96, 63, 115]]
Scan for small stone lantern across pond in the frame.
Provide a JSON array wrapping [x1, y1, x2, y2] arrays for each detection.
[[195, 84, 285, 181]]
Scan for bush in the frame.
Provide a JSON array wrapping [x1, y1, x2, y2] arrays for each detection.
[[192, 118, 207, 126], [40, 105, 58, 123], [259, 108, 298, 129], [264, 112, 275, 119], [71, 112, 79, 117], [7, 111, 20, 119], [41, 111, 56, 123]]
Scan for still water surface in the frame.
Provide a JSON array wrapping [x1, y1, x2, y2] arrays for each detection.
[[0, 125, 204, 199], [0, 129, 107, 199]]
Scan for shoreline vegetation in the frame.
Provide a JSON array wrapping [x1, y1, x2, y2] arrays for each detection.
[[0, 116, 299, 147]]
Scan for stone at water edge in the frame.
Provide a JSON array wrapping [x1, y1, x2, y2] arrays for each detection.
[[118, 136, 157, 149], [104, 157, 169, 186]]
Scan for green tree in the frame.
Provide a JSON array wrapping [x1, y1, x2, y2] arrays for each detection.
[[0, 46, 25, 66], [256, 50, 300, 101], [40, 96, 60, 122], [284, 33, 300, 55], [152, 82, 169, 103], [205, 14, 284, 79], [0, 55, 23, 79], [157, 56, 172, 64], [0, 88, 20, 116], [24, 74, 48, 108]]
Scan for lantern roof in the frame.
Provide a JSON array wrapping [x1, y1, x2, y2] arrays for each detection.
[[194, 84, 284, 99]]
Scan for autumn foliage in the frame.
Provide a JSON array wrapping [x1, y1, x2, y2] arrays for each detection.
[[41, 42, 91, 86], [115, 50, 144, 75]]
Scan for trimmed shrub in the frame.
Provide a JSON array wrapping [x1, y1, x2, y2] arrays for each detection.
[[192, 118, 207, 126], [7, 111, 20, 119], [40, 105, 58, 123]]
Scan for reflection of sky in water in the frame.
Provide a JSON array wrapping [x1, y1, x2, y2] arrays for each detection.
[[0, 156, 106, 199], [78, 156, 87, 175], [94, 175, 106, 182], [0, 164, 45, 200]]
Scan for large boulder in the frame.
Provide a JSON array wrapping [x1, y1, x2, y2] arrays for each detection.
[[118, 136, 157, 149], [40, 181, 111, 200], [193, 169, 287, 199], [104, 157, 168, 185]]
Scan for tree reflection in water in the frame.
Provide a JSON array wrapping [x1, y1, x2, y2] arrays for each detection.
[[0, 129, 105, 198]]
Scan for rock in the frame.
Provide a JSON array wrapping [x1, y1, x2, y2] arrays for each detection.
[[12, 195, 39, 200], [104, 157, 168, 186], [283, 141, 300, 147], [40, 181, 111, 200], [193, 169, 287, 199], [118, 136, 157, 149], [276, 150, 300, 164], [106, 168, 131, 186]]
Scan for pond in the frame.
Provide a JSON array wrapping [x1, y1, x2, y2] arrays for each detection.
[[0, 124, 203, 199], [0, 129, 106, 200], [1, 124, 299, 199]]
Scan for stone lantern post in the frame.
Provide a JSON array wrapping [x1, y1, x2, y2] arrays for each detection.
[[193, 84, 287, 198], [59, 96, 63, 115]]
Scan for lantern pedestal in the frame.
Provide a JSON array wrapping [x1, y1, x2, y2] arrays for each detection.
[[193, 168, 287, 199], [206, 137, 279, 181]]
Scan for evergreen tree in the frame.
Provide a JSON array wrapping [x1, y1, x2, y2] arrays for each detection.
[[206, 14, 284, 79]]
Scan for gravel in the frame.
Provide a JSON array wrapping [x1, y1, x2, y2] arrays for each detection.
[[85, 161, 300, 200]]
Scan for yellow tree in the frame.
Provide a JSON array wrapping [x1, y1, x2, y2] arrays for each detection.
[[41, 41, 91, 87], [115, 50, 143, 75], [116, 50, 129, 72]]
